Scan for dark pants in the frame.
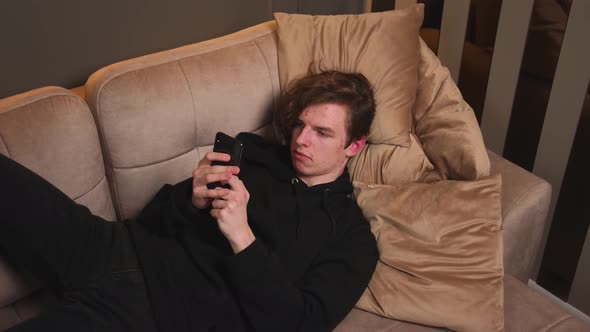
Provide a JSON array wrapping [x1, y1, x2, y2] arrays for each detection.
[[0, 154, 158, 332]]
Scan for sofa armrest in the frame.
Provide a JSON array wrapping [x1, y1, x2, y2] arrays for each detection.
[[488, 150, 552, 282]]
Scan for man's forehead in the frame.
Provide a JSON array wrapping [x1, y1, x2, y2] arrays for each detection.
[[299, 103, 348, 128], [299, 103, 348, 120]]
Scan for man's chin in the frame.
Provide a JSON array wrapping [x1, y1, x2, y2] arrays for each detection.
[[292, 160, 310, 175]]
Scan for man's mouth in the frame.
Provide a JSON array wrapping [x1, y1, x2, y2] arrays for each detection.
[[293, 150, 311, 161]]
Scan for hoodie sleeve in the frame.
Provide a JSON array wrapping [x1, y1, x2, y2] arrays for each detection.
[[221, 206, 378, 332], [136, 177, 211, 235]]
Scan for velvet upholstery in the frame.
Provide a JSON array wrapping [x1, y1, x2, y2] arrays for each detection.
[[334, 276, 589, 332], [353, 176, 504, 331], [348, 134, 437, 185], [488, 151, 552, 283], [413, 38, 490, 180], [85, 22, 279, 220], [0, 87, 115, 221]]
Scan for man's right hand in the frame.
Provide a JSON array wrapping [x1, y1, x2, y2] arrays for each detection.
[[191, 152, 240, 209]]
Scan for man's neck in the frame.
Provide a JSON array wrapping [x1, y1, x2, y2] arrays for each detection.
[[299, 176, 334, 187], [297, 167, 346, 187]]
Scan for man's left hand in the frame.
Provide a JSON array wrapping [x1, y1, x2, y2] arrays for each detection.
[[210, 175, 255, 253]]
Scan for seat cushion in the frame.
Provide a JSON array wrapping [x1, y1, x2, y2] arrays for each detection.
[[335, 275, 590, 331]]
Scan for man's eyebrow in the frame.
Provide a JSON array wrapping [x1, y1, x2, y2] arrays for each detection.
[[312, 125, 335, 134]]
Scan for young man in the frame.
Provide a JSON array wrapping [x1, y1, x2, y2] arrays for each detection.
[[0, 70, 378, 332]]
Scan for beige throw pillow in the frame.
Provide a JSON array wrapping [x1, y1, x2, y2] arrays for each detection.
[[347, 133, 439, 185], [274, 5, 424, 147], [413, 38, 490, 180], [353, 175, 504, 332]]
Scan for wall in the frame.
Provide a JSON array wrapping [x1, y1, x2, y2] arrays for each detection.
[[0, 0, 364, 99]]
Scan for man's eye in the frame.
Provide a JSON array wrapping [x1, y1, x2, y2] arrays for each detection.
[[318, 131, 328, 137], [294, 121, 304, 127]]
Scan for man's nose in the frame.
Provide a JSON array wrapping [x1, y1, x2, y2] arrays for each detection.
[[295, 125, 311, 146]]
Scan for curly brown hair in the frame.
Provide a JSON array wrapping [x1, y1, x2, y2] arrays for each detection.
[[275, 70, 376, 145]]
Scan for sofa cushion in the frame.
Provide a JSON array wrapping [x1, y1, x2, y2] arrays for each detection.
[[352, 175, 504, 332], [334, 275, 590, 331], [0, 87, 115, 221], [504, 276, 590, 331], [274, 5, 424, 147], [85, 22, 280, 220]]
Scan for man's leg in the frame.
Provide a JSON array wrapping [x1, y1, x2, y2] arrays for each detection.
[[0, 153, 112, 293], [6, 224, 158, 332], [0, 154, 158, 331]]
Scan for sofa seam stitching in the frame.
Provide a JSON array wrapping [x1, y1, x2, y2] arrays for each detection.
[[92, 29, 275, 108], [112, 148, 195, 170], [538, 315, 572, 332], [0, 92, 90, 168], [94, 76, 122, 221], [72, 175, 107, 201], [89, 28, 276, 167], [0, 90, 84, 115], [0, 132, 10, 158], [502, 179, 546, 218], [175, 60, 199, 151], [253, 38, 276, 116]]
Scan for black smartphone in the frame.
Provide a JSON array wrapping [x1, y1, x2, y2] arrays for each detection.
[[207, 132, 243, 189]]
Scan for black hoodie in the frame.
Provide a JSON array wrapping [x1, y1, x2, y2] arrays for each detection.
[[128, 133, 378, 332]]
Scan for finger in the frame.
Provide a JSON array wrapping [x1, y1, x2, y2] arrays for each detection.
[[192, 185, 229, 201], [207, 165, 240, 174], [207, 188, 230, 199], [193, 165, 239, 184], [211, 198, 228, 209], [198, 152, 231, 166], [226, 176, 246, 191], [203, 172, 233, 187], [209, 208, 227, 221]]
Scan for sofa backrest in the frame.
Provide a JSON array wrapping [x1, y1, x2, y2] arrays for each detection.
[[0, 87, 116, 221], [0, 86, 116, 311], [85, 21, 280, 220]]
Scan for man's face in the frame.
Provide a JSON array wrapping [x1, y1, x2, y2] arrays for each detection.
[[290, 103, 364, 186]]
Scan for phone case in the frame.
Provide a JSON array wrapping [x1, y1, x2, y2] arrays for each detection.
[[207, 132, 243, 189], [211, 132, 243, 166]]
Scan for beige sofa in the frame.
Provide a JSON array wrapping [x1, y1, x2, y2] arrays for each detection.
[[0, 20, 588, 331]]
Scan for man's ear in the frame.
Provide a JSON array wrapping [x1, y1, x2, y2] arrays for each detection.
[[345, 136, 366, 157]]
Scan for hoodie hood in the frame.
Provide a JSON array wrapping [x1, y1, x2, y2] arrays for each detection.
[[237, 132, 354, 237], [237, 132, 353, 195]]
